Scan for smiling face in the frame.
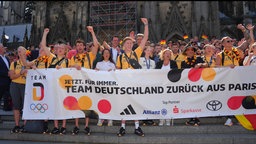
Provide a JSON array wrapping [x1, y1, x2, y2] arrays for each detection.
[[76, 42, 86, 54], [111, 36, 119, 48], [17, 46, 27, 59], [163, 50, 171, 60], [221, 36, 234, 49], [204, 44, 215, 56], [122, 37, 135, 53], [160, 49, 173, 61], [185, 47, 196, 57]]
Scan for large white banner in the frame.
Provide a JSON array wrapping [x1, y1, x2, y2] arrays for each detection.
[[23, 66, 256, 120]]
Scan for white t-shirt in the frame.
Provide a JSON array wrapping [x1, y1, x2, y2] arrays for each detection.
[[111, 48, 118, 64], [96, 60, 116, 71], [243, 55, 256, 66], [161, 62, 170, 70], [139, 57, 155, 69]]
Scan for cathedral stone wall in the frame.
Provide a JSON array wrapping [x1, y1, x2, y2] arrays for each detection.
[[1, 1, 256, 48], [48, 2, 77, 30]]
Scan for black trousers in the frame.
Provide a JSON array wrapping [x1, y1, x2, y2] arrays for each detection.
[[0, 84, 12, 111]]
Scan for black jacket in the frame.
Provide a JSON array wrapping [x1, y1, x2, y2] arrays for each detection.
[[155, 60, 178, 69], [0, 56, 11, 86]]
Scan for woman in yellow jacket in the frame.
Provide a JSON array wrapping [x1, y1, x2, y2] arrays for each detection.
[[9, 46, 28, 133]]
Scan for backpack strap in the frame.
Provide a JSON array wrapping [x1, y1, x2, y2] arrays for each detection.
[[119, 52, 138, 69], [65, 59, 69, 68], [49, 57, 67, 68], [86, 53, 91, 69], [174, 54, 179, 61], [221, 51, 224, 66], [119, 53, 123, 69], [45, 61, 48, 68], [14, 61, 17, 69], [51, 57, 56, 64], [48, 57, 57, 68], [35, 60, 39, 68], [133, 51, 139, 61]]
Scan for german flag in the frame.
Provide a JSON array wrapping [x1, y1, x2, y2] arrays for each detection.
[[119, 40, 123, 45], [160, 40, 166, 45], [228, 95, 256, 130], [25, 50, 31, 56], [201, 34, 208, 39], [236, 114, 256, 130], [183, 34, 189, 39]]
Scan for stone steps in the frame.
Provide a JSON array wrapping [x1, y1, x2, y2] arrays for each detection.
[[0, 111, 256, 144], [0, 127, 255, 144]]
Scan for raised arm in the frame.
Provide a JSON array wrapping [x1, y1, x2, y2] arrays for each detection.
[[102, 40, 110, 49], [246, 24, 255, 55], [138, 18, 149, 51], [246, 24, 255, 45], [87, 26, 99, 55], [236, 24, 251, 52], [237, 24, 250, 41], [40, 28, 51, 56]]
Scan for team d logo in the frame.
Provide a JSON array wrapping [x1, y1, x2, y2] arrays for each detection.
[[32, 83, 44, 101]]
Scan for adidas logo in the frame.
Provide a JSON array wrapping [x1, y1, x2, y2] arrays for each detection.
[[120, 104, 136, 115]]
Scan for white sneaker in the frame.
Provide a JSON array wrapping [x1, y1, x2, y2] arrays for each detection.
[[107, 120, 113, 126], [159, 119, 164, 126], [97, 119, 103, 126], [165, 119, 170, 126], [224, 118, 233, 126]]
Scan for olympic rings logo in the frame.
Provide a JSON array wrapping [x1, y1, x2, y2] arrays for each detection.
[[30, 103, 48, 113]]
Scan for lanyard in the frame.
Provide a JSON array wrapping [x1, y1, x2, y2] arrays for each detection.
[[145, 57, 150, 69]]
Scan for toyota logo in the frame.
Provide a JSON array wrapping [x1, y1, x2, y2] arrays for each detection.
[[206, 100, 222, 111]]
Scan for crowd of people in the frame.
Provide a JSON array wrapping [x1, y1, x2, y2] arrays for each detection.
[[0, 17, 255, 137]]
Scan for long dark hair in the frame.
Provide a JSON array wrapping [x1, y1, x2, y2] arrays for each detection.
[[100, 49, 115, 64]]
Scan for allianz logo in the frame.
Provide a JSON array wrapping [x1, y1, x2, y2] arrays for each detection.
[[143, 110, 161, 115]]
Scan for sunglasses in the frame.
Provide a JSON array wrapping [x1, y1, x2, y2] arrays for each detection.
[[226, 40, 233, 43]]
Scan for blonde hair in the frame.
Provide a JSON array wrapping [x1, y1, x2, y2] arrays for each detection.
[[221, 36, 231, 43], [17, 46, 27, 58], [250, 42, 256, 48], [159, 48, 173, 60], [17, 46, 27, 54], [249, 42, 256, 53], [203, 44, 215, 49], [18, 46, 26, 50]]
